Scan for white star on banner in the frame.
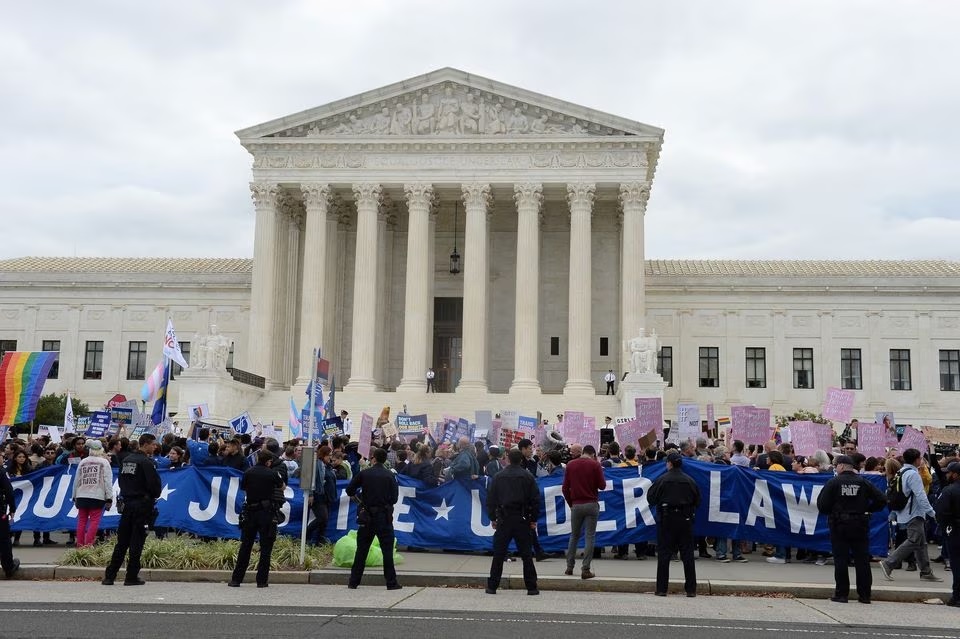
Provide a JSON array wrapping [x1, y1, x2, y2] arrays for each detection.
[[158, 485, 176, 501], [432, 498, 454, 521]]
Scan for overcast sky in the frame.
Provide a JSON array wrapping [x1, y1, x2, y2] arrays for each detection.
[[3, 1, 958, 261]]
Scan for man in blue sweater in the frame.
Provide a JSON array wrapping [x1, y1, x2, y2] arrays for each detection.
[[880, 448, 943, 582]]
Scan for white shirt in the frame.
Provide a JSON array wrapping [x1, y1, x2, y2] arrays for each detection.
[[426, 370, 435, 379], [604, 372, 616, 382], [342, 417, 352, 436]]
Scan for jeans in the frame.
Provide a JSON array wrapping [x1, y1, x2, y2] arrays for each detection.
[[715, 538, 743, 559], [885, 517, 933, 576], [306, 499, 330, 545], [565, 502, 600, 572]]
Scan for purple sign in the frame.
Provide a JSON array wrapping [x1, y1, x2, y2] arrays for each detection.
[[731, 406, 771, 445], [562, 411, 585, 440], [790, 421, 818, 455], [857, 422, 885, 458], [357, 413, 374, 459], [615, 419, 648, 448], [822, 387, 855, 423], [707, 404, 715, 431], [634, 397, 664, 439], [897, 426, 927, 455]]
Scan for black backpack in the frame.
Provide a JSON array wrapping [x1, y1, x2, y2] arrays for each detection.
[[886, 468, 913, 511]]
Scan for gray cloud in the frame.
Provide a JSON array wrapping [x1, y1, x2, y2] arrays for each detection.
[[2, 0, 958, 260]]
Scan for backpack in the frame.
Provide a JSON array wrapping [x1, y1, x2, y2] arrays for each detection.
[[886, 468, 913, 511]]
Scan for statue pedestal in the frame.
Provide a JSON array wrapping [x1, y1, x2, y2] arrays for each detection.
[[175, 368, 263, 422], [617, 372, 668, 417]]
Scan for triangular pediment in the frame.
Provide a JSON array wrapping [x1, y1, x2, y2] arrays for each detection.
[[236, 68, 663, 141]]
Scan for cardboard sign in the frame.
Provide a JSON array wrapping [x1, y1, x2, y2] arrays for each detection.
[[634, 398, 663, 438], [706, 404, 715, 431], [500, 410, 520, 431], [923, 427, 960, 445], [857, 422, 886, 458], [789, 421, 818, 455], [897, 426, 928, 455], [562, 412, 585, 440], [731, 406, 771, 445], [615, 419, 648, 448], [357, 413, 374, 459], [822, 387, 855, 423], [677, 403, 700, 440]]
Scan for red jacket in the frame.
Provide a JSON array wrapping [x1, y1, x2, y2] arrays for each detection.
[[562, 456, 606, 505]]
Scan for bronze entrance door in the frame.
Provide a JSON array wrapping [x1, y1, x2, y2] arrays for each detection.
[[432, 297, 462, 393]]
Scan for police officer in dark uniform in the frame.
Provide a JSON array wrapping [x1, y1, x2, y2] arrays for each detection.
[[229, 449, 284, 588], [816, 454, 887, 604], [103, 433, 162, 586], [935, 461, 960, 607], [0, 464, 20, 579], [647, 451, 700, 597], [346, 447, 401, 590], [485, 448, 540, 595]]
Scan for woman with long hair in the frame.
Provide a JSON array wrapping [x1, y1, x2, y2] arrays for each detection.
[[72, 440, 114, 548]]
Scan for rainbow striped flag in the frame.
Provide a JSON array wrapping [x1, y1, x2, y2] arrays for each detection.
[[0, 352, 59, 425]]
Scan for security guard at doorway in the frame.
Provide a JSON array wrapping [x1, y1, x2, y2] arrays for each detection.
[[647, 451, 700, 597], [816, 454, 887, 604]]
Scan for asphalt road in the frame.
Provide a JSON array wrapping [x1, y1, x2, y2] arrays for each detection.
[[0, 602, 957, 639]]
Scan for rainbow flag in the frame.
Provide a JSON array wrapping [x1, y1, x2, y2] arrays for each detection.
[[0, 352, 59, 425]]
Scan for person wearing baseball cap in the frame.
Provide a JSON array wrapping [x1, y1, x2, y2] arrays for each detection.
[[935, 461, 960, 606], [816, 454, 888, 604], [646, 450, 700, 597]]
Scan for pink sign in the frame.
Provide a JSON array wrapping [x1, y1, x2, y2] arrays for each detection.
[[562, 411, 585, 440], [707, 403, 715, 431], [897, 426, 928, 455], [790, 421, 818, 455], [634, 397, 664, 439], [581, 426, 600, 451], [357, 413, 374, 459], [731, 406, 772, 445], [498, 427, 525, 449], [615, 419, 648, 448], [822, 387, 855, 422], [814, 423, 834, 452], [489, 420, 502, 446], [856, 422, 885, 458]]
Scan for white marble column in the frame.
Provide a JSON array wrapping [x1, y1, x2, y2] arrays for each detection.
[[296, 183, 331, 384], [398, 183, 434, 392], [345, 183, 382, 391], [619, 182, 650, 375], [457, 182, 492, 392], [271, 196, 293, 386], [322, 199, 343, 383], [510, 182, 543, 393], [564, 182, 596, 395], [247, 182, 280, 381]]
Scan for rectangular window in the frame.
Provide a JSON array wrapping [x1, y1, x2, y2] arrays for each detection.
[[657, 346, 673, 387], [699, 347, 719, 387], [599, 337, 609, 357], [126, 341, 147, 380], [171, 341, 190, 378], [550, 337, 560, 357], [841, 348, 862, 390], [83, 341, 104, 379], [745, 347, 766, 388], [0, 339, 16, 360], [793, 347, 814, 389], [941, 350, 960, 391], [890, 349, 912, 391], [42, 340, 60, 379]]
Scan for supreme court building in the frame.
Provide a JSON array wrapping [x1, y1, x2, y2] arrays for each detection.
[[3, 68, 960, 428]]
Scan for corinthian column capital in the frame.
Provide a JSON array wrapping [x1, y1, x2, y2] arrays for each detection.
[[513, 182, 543, 210], [300, 183, 331, 211], [619, 181, 651, 211], [249, 182, 280, 210], [352, 182, 382, 207], [461, 182, 492, 210], [566, 182, 596, 211], [403, 182, 435, 210]]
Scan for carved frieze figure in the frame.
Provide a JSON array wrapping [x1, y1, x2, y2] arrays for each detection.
[[506, 107, 529, 134], [390, 101, 413, 135], [459, 93, 480, 134], [483, 101, 505, 134], [369, 107, 391, 135], [413, 93, 435, 135], [530, 114, 548, 133], [435, 86, 460, 133]]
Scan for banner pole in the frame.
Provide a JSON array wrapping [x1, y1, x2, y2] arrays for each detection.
[[299, 347, 318, 565]]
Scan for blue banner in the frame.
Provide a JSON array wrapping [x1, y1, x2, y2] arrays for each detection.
[[7, 461, 889, 555]]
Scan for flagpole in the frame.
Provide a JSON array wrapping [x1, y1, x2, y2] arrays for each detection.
[[299, 347, 318, 565]]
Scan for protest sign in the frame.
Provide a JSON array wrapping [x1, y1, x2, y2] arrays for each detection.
[[518, 415, 538, 432], [731, 406, 770, 445], [46, 425, 62, 445], [188, 404, 210, 422], [897, 426, 928, 455], [357, 413, 373, 459], [822, 387, 855, 422], [474, 411, 493, 435], [581, 416, 599, 450], [857, 422, 886, 457], [0, 426, 8, 443], [790, 421, 818, 455], [923, 427, 960, 445], [876, 412, 898, 447], [397, 414, 428, 442], [614, 419, 648, 448], [229, 412, 253, 435], [707, 404, 715, 431], [110, 407, 133, 427], [562, 412, 585, 440], [85, 411, 111, 438], [500, 410, 519, 431], [497, 427, 525, 449], [322, 416, 344, 437], [634, 398, 663, 438], [813, 423, 833, 452], [677, 403, 700, 440]]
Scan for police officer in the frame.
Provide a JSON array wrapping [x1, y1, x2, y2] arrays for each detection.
[[346, 447, 401, 590], [0, 464, 20, 579], [647, 451, 700, 597], [816, 454, 887, 604], [486, 448, 540, 595], [103, 433, 162, 586], [935, 461, 960, 607], [229, 449, 284, 588]]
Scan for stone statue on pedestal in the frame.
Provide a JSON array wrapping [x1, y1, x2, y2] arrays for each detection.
[[191, 324, 232, 371], [626, 328, 659, 375]]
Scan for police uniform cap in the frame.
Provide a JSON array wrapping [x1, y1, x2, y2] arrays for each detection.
[[665, 452, 682, 465], [946, 461, 960, 474], [833, 455, 854, 467]]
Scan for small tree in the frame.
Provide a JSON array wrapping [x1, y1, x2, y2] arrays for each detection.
[[31, 393, 90, 427], [775, 409, 837, 446]]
